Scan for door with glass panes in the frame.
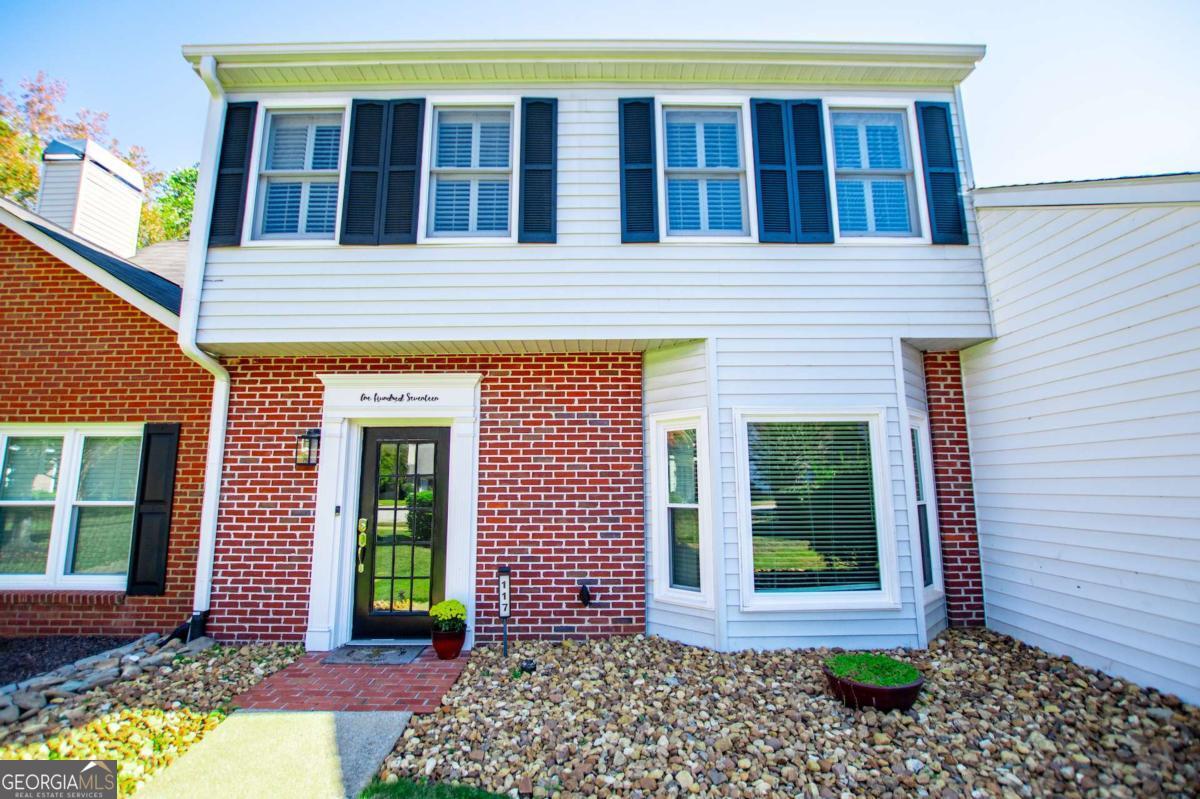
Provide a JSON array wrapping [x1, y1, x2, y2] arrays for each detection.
[[353, 428, 449, 638]]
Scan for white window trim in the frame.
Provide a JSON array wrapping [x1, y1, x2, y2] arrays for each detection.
[[417, 96, 521, 246], [0, 424, 142, 591], [648, 409, 714, 610], [733, 408, 901, 612], [240, 100, 351, 248], [822, 97, 933, 246], [655, 97, 757, 243], [908, 410, 945, 603]]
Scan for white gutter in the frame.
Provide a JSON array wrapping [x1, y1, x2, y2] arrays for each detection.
[[181, 55, 230, 639]]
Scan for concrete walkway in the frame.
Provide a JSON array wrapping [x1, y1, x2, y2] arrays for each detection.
[[139, 710, 410, 799]]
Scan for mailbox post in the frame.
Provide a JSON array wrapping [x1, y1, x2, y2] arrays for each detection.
[[497, 565, 511, 657]]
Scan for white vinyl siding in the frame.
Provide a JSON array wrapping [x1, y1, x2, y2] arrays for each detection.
[[832, 110, 918, 237], [254, 112, 343, 240], [428, 108, 513, 237], [965, 198, 1200, 703], [663, 108, 747, 236]]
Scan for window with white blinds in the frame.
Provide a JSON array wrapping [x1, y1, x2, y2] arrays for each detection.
[[663, 108, 748, 236], [254, 112, 343, 240], [429, 108, 513, 237], [746, 420, 882, 593], [831, 110, 917, 237]]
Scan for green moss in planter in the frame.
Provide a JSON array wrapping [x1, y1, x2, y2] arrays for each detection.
[[826, 653, 920, 686]]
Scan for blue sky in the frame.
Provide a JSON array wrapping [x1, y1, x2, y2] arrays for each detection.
[[1, 0, 1197, 186]]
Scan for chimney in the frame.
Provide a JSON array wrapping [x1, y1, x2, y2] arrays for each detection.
[[37, 139, 143, 258]]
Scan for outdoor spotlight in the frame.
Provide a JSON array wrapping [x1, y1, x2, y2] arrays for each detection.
[[578, 583, 592, 606], [295, 428, 321, 466]]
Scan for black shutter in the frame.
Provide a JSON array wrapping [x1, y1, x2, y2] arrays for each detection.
[[340, 100, 388, 245], [751, 99, 795, 242], [208, 102, 257, 246], [519, 97, 558, 243], [126, 423, 181, 596], [789, 100, 833, 243], [618, 98, 658, 243], [380, 99, 426, 245], [916, 101, 968, 245]]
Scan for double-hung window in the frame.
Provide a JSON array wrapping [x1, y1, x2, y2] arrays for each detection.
[[650, 412, 710, 606], [737, 411, 898, 610], [254, 112, 343, 240], [0, 428, 141, 588], [909, 416, 942, 593], [428, 108, 513, 237], [663, 108, 747, 236], [832, 110, 918, 237]]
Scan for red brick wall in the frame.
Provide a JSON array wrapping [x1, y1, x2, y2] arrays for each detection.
[[209, 353, 645, 642], [923, 351, 985, 627], [0, 226, 212, 636]]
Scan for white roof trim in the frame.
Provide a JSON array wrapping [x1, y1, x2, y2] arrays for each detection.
[[974, 173, 1200, 209], [0, 201, 179, 331]]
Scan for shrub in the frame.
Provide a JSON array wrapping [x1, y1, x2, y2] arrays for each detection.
[[430, 599, 467, 633], [826, 653, 920, 687]]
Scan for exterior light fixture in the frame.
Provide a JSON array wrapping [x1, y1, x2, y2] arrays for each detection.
[[296, 428, 321, 467], [578, 583, 593, 607]]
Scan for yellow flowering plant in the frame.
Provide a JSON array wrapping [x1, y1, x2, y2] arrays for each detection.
[[429, 599, 467, 633]]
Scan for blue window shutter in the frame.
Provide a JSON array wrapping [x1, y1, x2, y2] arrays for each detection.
[[519, 97, 557, 243], [208, 102, 257, 247], [751, 99, 795, 242], [789, 100, 833, 243], [379, 99, 425, 245], [340, 100, 388, 244], [618, 98, 659, 243], [915, 101, 968, 245]]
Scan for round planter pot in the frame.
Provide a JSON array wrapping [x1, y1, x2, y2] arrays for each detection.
[[822, 665, 924, 711], [431, 629, 466, 660]]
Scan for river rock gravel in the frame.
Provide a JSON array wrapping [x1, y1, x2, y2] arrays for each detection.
[[380, 629, 1198, 798]]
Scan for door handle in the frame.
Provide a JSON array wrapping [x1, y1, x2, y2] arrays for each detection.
[[357, 519, 368, 573]]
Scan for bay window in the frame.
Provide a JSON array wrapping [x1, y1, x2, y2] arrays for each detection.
[[650, 411, 711, 607], [428, 107, 514, 237], [909, 414, 942, 594], [831, 110, 918, 237], [254, 111, 343, 240]]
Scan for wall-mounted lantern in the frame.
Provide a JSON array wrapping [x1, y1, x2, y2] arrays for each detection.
[[295, 428, 321, 467]]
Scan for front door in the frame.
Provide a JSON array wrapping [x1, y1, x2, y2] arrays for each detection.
[[353, 427, 450, 638]]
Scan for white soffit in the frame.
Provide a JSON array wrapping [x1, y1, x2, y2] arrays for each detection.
[[181, 39, 986, 90]]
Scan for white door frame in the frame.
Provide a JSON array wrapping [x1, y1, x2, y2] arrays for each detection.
[[304, 373, 482, 651]]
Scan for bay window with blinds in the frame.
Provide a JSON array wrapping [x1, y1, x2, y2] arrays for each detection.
[[736, 411, 898, 610], [662, 107, 748, 236], [253, 111, 344, 240], [831, 109, 919, 237], [428, 107, 514, 237]]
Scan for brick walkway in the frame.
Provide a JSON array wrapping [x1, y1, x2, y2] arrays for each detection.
[[234, 647, 467, 713]]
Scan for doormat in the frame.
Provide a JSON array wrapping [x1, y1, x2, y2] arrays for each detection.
[[321, 645, 425, 665]]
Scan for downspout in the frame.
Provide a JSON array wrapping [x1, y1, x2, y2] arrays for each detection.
[[181, 55, 230, 640]]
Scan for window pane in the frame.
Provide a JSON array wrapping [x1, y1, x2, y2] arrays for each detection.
[[668, 507, 700, 591], [476, 181, 510, 232], [436, 121, 473, 168], [311, 125, 342, 170], [666, 121, 698, 168], [77, 437, 140, 501], [0, 506, 52, 574], [833, 125, 862, 169], [836, 180, 868, 232], [706, 179, 743, 231], [69, 506, 133, 575], [866, 124, 904, 169], [748, 421, 880, 592], [918, 504, 933, 587], [262, 182, 301, 234], [870, 179, 911, 233], [432, 179, 470, 232], [666, 429, 698, 504], [1, 437, 63, 501], [703, 121, 739, 168], [305, 183, 339, 235], [478, 122, 511, 168], [667, 179, 701, 231], [267, 119, 307, 170], [910, 428, 925, 502]]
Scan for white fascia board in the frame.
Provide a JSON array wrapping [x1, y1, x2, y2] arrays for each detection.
[[973, 173, 1200, 209], [0, 203, 179, 331]]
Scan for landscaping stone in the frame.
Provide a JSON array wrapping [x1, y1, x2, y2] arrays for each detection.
[[380, 629, 1199, 799]]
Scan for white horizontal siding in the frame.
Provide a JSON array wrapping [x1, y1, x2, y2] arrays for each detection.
[[715, 337, 922, 649], [35, 162, 81, 231], [198, 85, 987, 351], [73, 161, 141, 258], [964, 202, 1200, 703], [643, 341, 717, 647]]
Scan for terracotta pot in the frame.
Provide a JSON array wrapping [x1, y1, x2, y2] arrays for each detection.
[[822, 665, 924, 711], [431, 629, 466, 660]]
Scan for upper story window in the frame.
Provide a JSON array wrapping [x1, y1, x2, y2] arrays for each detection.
[[663, 108, 747, 236], [428, 108, 513, 237], [253, 112, 343, 240], [831, 110, 917, 237]]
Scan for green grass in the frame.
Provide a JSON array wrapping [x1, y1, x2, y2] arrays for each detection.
[[826, 653, 921, 687], [751, 537, 827, 572], [361, 778, 506, 799]]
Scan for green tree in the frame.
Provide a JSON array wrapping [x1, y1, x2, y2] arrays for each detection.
[[156, 166, 197, 241]]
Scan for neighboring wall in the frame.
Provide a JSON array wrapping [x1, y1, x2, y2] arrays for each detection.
[[210, 353, 644, 642], [0, 226, 212, 636], [964, 180, 1200, 703]]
